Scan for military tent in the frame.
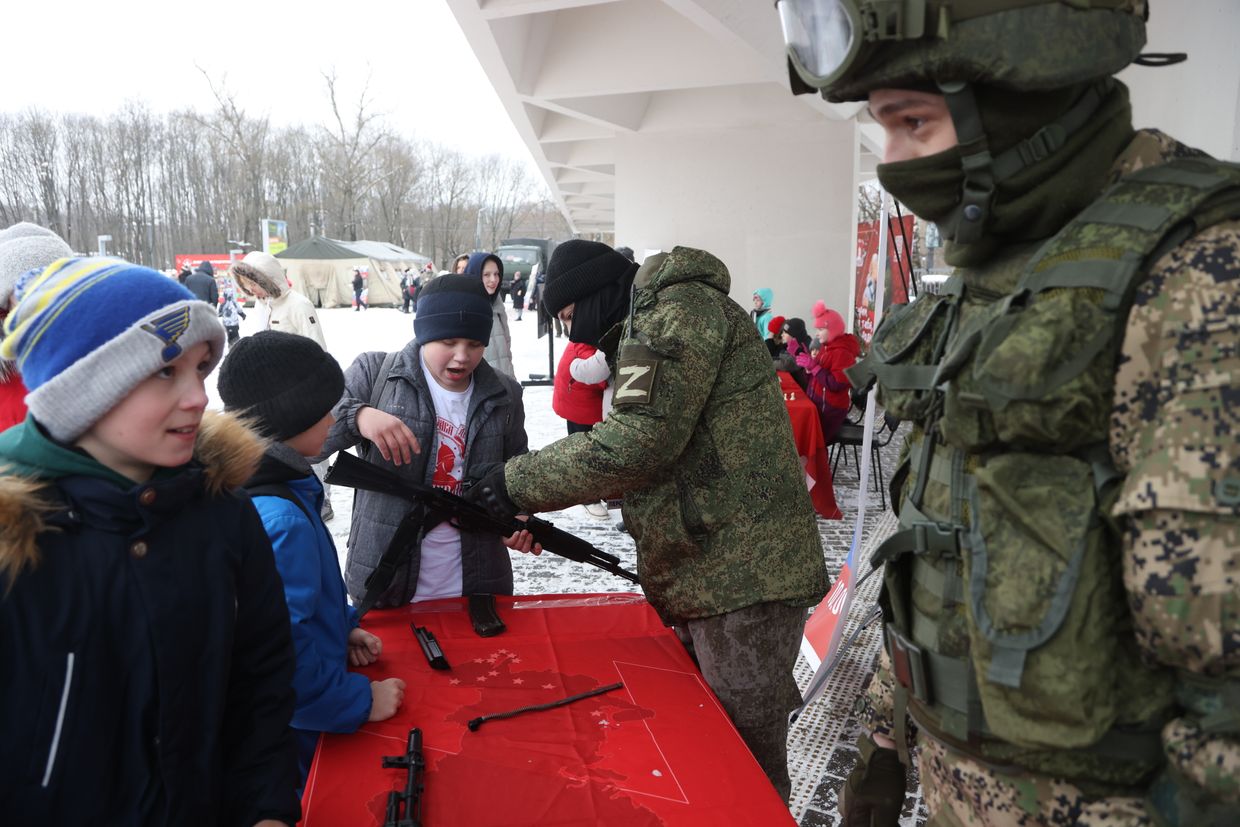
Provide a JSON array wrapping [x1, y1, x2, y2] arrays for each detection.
[[274, 236, 431, 308]]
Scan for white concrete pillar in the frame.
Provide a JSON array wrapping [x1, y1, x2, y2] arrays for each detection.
[[613, 118, 858, 334], [1120, 2, 1240, 161]]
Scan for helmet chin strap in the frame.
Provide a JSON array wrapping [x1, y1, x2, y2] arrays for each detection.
[[935, 77, 1115, 245], [936, 80, 994, 245]]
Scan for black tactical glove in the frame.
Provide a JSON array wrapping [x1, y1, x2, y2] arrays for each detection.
[[839, 733, 906, 827], [464, 463, 520, 522]]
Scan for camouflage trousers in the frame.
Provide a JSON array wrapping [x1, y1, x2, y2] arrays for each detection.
[[918, 737, 1154, 827], [676, 601, 806, 801]]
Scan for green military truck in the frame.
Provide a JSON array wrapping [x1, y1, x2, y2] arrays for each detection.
[[494, 237, 557, 300]]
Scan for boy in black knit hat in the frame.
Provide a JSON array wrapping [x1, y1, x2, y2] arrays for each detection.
[[318, 274, 529, 608], [219, 330, 406, 789]]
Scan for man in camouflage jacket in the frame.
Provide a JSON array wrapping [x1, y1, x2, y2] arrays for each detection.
[[470, 240, 828, 800], [776, 1, 1238, 825]]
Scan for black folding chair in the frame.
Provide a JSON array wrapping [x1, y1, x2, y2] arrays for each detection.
[[830, 409, 901, 509]]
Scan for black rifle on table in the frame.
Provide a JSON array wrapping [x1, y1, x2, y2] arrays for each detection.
[[382, 727, 424, 827], [326, 452, 639, 616]]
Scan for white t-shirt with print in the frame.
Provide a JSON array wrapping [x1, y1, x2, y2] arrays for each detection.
[[413, 355, 473, 601]]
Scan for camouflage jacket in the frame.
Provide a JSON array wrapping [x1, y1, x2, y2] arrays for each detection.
[[505, 247, 828, 624], [858, 130, 1240, 824]]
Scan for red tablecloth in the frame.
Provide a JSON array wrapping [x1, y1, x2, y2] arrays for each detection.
[[301, 594, 794, 826], [780, 372, 842, 520]]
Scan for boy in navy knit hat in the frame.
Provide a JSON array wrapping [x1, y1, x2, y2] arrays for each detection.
[[0, 257, 300, 825], [318, 274, 530, 607], [219, 330, 406, 789]]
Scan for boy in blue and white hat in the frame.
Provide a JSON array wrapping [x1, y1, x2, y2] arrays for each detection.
[[0, 257, 300, 826], [319, 273, 530, 608]]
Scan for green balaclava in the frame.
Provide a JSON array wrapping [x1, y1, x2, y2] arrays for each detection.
[[878, 79, 1135, 267]]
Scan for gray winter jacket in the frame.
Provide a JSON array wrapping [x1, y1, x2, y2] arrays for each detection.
[[322, 342, 528, 607], [485, 297, 515, 378]]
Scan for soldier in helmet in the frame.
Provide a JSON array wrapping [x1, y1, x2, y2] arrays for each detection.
[[776, 1, 1239, 824]]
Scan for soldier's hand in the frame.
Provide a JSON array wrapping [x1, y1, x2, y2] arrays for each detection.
[[464, 463, 520, 521], [839, 732, 906, 827], [357, 406, 420, 466]]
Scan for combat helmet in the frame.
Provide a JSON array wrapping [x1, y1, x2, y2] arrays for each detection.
[[776, 1, 1171, 246]]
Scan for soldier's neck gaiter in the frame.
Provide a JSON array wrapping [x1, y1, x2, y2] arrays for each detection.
[[878, 81, 1136, 268]]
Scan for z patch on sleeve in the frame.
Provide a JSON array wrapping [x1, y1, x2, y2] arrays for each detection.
[[613, 343, 663, 406]]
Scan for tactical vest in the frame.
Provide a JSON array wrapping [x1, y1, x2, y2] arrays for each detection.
[[849, 158, 1240, 791]]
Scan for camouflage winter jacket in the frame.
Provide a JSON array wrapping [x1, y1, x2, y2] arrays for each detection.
[[505, 246, 828, 624]]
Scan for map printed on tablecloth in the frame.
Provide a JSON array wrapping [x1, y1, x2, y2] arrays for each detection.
[[359, 648, 696, 826]]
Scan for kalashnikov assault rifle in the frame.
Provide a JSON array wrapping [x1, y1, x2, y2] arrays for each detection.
[[381, 727, 424, 827], [326, 452, 639, 615]]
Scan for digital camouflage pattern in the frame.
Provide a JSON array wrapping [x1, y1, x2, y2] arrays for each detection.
[[1108, 132, 1240, 816], [504, 245, 828, 624], [854, 130, 1240, 824]]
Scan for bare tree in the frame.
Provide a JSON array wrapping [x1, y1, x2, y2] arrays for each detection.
[[318, 71, 390, 242]]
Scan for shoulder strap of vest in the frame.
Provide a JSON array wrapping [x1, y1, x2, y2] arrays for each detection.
[[973, 157, 1240, 406], [1020, 157, 1240, 306], [246, 481, 314, 523]]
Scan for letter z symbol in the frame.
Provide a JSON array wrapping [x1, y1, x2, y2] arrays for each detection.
[[614, 361, 657, 403]]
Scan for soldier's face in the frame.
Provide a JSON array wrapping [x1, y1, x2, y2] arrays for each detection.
[[867, 88, 959, 164]]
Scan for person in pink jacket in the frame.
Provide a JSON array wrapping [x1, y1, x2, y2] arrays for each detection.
[[793, 301, 860, 442]]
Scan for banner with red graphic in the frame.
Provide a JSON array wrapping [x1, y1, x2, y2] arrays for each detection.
[[853, 214, 914, 345]]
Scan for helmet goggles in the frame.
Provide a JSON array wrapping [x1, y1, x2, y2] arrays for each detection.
[[777, 0, 927, 91]]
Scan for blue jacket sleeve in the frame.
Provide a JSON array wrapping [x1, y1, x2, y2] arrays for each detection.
[[255, 500, 372, 733]]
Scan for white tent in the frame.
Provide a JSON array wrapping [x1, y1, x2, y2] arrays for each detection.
[[275, 236, 431, 308]]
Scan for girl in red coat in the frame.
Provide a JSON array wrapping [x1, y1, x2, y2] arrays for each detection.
[[794, 301, 860, 442]]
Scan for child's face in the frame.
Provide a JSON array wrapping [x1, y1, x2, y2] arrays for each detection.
[[75, 341, 213, 483], [454, 257, 469, 274], [285, 411, 335, 458], [816, 326, 830, 345], [422, 339, 485, 392], [238, 276, 267, 299], [481, 260, 501, 295], [780, 331, 791, 343], [556, 302, 575, 334], [752, 294, 763, 310]]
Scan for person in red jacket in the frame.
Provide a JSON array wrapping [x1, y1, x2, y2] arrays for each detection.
[[0, 223, 72, 432], [551, 340, 611, 520], [794, 301, 860, 443]]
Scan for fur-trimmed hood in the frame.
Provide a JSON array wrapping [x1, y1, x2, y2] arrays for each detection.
[[0, 410, 266, 584], [231, 258, 285, 299]]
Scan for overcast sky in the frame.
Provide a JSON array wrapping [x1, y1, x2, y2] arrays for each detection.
[[3, 0, 532, 164]]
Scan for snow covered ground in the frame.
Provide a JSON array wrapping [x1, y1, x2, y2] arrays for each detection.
[[206, 297, 924, 826]]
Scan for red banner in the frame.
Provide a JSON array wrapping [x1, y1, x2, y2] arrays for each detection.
[[853, 216, 915, 345], [173, 253, 235, 275], [302, 594, 794, 826]]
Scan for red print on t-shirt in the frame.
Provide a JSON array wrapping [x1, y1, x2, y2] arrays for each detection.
[[431, 415, 467, 494]]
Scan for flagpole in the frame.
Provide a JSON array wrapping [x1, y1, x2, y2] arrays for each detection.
[[794, 187, 892, 717]]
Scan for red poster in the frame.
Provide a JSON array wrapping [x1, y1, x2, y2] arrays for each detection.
[[302, 594, 794, 826], [173, 253, 236, 275], [853, 216, 915, 345]]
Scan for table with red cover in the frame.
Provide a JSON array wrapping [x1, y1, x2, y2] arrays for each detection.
[[301, 594, 795, 826], [779, 371, 842, 520]]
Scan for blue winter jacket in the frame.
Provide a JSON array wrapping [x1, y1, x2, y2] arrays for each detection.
[[246, 449, 371, 783]]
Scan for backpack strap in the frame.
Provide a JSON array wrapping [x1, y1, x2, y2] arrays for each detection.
[[246, 482, 314, 523]]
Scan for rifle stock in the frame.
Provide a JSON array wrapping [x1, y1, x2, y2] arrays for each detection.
[[327, 452, 639, 585]]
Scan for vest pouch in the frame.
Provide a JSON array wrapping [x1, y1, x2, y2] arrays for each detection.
[[964, 451, 1126, 749], [971, 288, 1114, 451], [867, 295, 950, 422]]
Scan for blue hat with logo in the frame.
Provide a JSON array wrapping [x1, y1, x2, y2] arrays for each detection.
[[0, 257, 226, 441]]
